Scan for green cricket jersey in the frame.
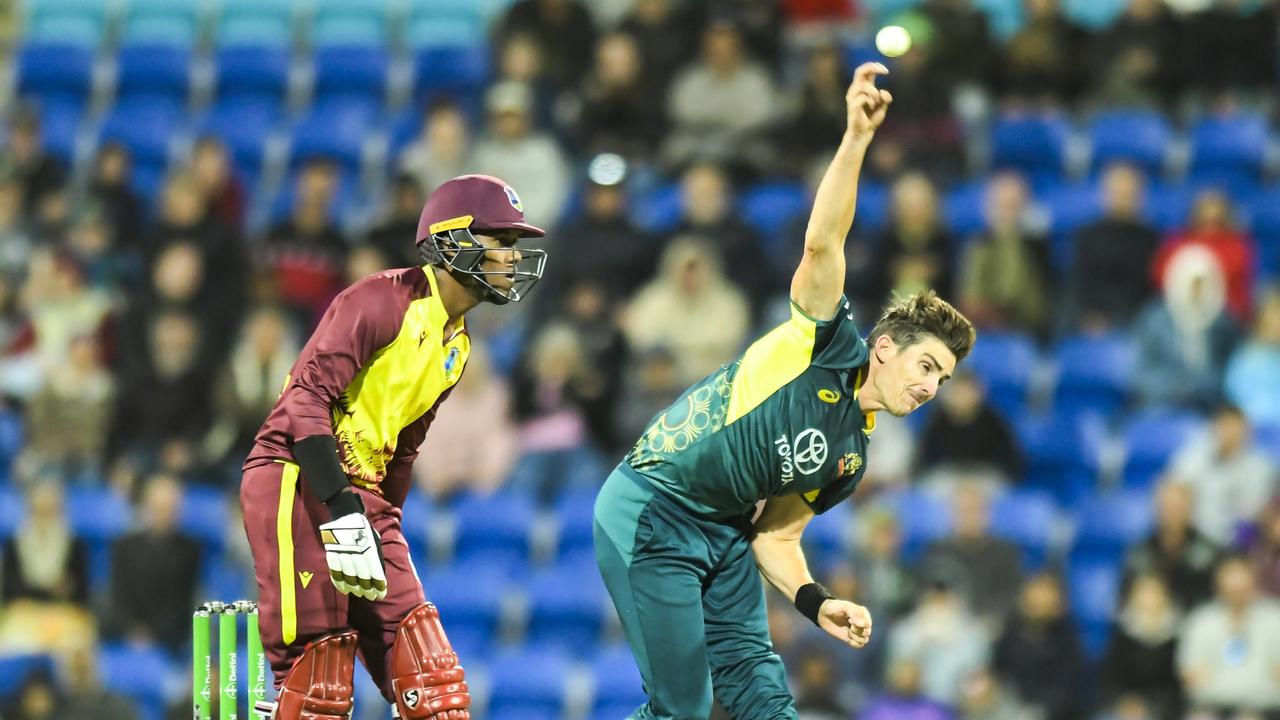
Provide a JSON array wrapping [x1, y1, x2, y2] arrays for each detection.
[[624, 296, 876, 519]]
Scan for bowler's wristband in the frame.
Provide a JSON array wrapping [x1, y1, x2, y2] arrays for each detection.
[[292, 434, 360, 520], [795, 582, 834, 626]]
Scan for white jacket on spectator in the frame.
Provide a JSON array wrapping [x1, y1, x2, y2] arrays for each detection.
[[1177, 597, 1280, 710]]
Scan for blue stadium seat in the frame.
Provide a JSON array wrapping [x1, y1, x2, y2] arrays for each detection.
[[1052, 333, 1136, 419], [33, 97, 83, 164], [387, 107, 425, 166], [24, 0, 111, 46], [1254, 422, 1280, 466], [853, 181, 889, 234], [0, 408, 23, 485], [802, 502, 854, 569], [740, 182, 809, 257], [181, 485, 231, 552], [526, 558, 609, 656], [974, 0, 1023, 38], [990, 488, 1058, 569], [1189, 113, 1268, 187], [554, 487, 598, 562], [1043, 182, 1103, 270], [116, 44, 193, 107], [413, 45, 490, 104], [0, 653, 56, 696], [1088, 110, 1172, 177], [197, 99, 281, 186], [1146, 182, 1196, 233], [943, 181, 987, 238], [591, 644, 646, 720], [1071, 490, 1153, 565], [312, 0, 390, 47], [214, 46, 290, 110], [406, 0, 488, 49], [288, 101, 376, 176], [964, 331, 1036, 417], [630, 182, 683, 234], [423, 565, 508, 659], [451, 490, 537, 571], [122, 0, 204, 46], [991, 114, 1069, 180], [486, 646, 572, 720], [1018, 411, 1105, 504], [269, 164, 360, 227], [99, 99, 184, 195], [1121, 410, 1205, 488], [215, 0, 295, 48], [398, 490, 436, 560], [1068, 559, 1120, 657], [99, 643, 176, 720], [1247, 189, 1280, 247], [66, 486, 132, 541], [17, 43, 95, 106], [313, 46, 389, 111], [1063, 0, 1126, 28], [883, 490, 949, 559]]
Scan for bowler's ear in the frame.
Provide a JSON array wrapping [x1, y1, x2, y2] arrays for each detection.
[[871, 334, 897, 365]]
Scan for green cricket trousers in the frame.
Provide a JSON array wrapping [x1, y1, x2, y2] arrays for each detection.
[[593, 466, 797, 720]]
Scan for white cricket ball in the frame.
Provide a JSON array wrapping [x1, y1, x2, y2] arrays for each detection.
[[875, 25, 912, 58]]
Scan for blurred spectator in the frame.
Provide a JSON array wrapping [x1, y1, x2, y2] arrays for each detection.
[[86, 141, 144, 249], [623, 238, 750, 385], [414, 343, 517, 499], [852, 509, 916, 621], [511, 322, 605, 500], [494, 33, 557, 131], [109, 311, 216, 469], [619, 0, 701, 105], [918, 482, 1025, 626], [958, 173, 1053, 337], [1086, 0, 1180, 107], [1134, 244, 1239, 411], [21, 248, 111, 385], [471, 81, 571, 228], [23, 334, 114, 480], [188, 136, 246, 230], [541, 159, 654, 309], [1224, 288, 1280, 425], [865, 172, 954, 309], [862, 659, 957, 720], [700, 0, 783, 69], [1165, 404, 1276, 546], [366, 174, 426, 268], [2, 106, 67, 216], [1177, 555, 1280, 713], [205, 306, 298, 467], [957, 667, 1037, 720], [1184, 0, 1279, 97], [559, 281, 628, 450], [3, 673, 59, 720], [574, 31, 665, 159], [65, 203, 128, 291], [662, 21, 777, 174], [399, 99, 472, 197], [263, 159, 348, 320], [1125, 482, 1221, 612], [916, 370, 1021, 486], [777, 42, 847, 174], [993, 573, 1084, 720], [494, 0, 598, 92], [0, 483, 88, 604], [107, 473, 201, 650], [886, 569, 990, 706], [673, 161, 773, 298], [861, 413, 918, 490], [792, 651, 850, 719], [1069, 163, 1162, 332], [1100, 573, 1185, 720], [1250, 499, 1280, 597], [613, 346, 682, 454], [998, 0, 1084, 105], [918, 0, 996, 89], [57, 645, 138, 720], [1153, 189, 1255, 323], [1096, 694, 1161, 720], [0, 169, 32, 277]]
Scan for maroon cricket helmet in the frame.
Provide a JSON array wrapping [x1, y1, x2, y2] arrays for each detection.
[[416, 174, 545, 244]]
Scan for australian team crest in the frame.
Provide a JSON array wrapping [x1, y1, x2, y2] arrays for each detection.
[[503, 185, 523, 212], [838, 452, 862, 478], [443, 346, 461, 380]]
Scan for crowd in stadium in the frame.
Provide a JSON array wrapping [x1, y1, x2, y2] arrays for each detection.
[[1, 0, 1279, 718]]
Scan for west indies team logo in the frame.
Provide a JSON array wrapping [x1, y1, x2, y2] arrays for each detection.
[[503, 186, 524, 212]]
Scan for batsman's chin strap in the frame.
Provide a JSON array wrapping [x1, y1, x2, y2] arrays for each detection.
[[292, 434, 363, 519]]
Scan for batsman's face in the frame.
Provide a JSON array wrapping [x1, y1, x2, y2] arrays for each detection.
[[474, 230, 523, 291], [873, 334, 955, 416]]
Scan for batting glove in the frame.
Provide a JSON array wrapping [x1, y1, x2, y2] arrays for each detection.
[[319, 511, 388, 601]]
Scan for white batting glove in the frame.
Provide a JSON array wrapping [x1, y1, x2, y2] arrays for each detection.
[[319, 512, 388, 601]]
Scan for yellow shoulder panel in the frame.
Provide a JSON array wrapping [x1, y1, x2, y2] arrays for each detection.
[[725, 303, 818, 425]]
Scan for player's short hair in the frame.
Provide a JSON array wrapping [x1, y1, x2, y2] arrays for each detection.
[[868, 291, 975, 363]]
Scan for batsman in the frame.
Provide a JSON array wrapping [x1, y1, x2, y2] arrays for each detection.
[[240, 175, 546, 719], [594, 64, 976, 719]]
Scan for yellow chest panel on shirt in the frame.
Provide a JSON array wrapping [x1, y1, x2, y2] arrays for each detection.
[[332, 291, 469, 485]]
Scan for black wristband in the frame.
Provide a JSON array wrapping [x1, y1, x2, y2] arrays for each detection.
[[795, 582, 834, 626], [292, 434, 358, 520]]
